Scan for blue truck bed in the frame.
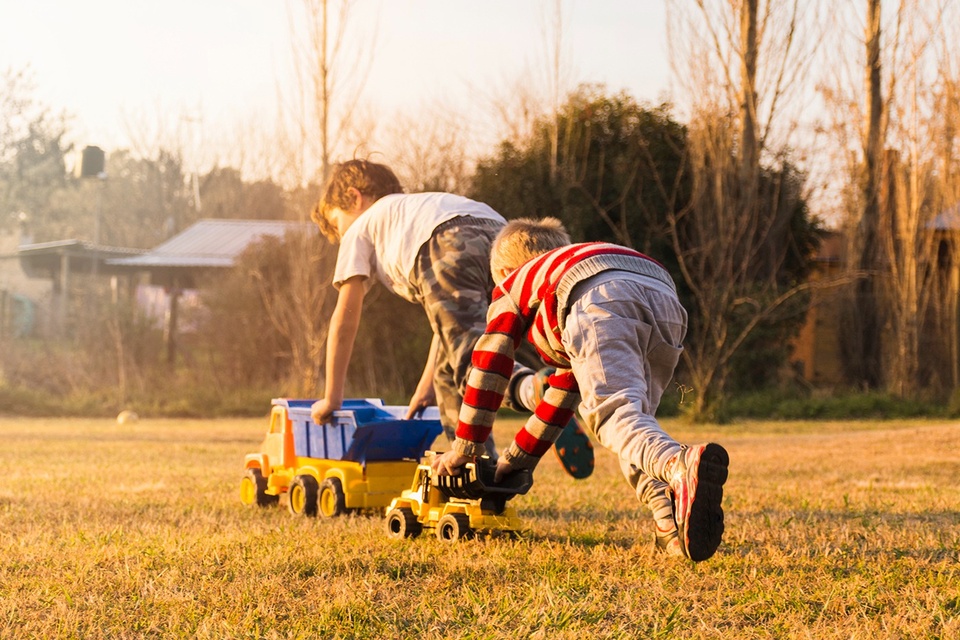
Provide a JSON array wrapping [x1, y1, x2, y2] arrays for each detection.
[[275, 398, 442, 464]]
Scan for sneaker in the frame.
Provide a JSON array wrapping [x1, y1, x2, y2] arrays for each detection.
[[530, 367, 553, 405], [554, 415, 594, 479], [533, 367, 595, 479], [668, 443, 729, 562], [654, 525, 684, 557]]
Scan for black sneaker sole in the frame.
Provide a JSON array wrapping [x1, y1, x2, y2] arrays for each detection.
[[684, 443, 729, 562]]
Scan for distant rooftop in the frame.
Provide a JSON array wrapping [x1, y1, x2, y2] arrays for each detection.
[[107, 219, 315, 268], [16, 239, 145, 278]]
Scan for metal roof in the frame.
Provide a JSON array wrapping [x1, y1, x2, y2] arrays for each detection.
[[107, 218, 316, 268], [15, 239, 145, 278]]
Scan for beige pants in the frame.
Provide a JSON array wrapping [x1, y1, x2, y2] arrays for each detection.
[[563, 271, 687, 516]]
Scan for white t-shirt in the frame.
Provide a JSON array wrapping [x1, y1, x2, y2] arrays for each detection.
[[332, 192, 505, 303]]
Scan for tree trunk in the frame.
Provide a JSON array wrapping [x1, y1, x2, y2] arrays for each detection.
[[848, 0, 883, 388], [320, 0, 329, 180], [739, 0, 759, 181]]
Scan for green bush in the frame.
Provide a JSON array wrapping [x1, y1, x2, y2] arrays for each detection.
[[0, 385, 61, 416], [725, 388, 946, 420]]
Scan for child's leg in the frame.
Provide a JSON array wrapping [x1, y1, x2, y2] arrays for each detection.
[[565, 275, 727, 560], [501, 340, 539, 412], [564, 277, 687, 481], [621, 457, 681, 554], [415, 217, 502, 458]]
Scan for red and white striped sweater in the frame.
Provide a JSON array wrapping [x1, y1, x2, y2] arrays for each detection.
[[453, 242, 675, 468]]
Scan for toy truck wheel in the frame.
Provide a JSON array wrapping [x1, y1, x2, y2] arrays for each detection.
[[436, 513, 473, 542], [240, 468, 278, 507], [385, 507, 422, 539], [288, 475, 319, 517], [318, 478, 346, 518]]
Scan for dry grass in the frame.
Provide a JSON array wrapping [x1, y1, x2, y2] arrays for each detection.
[[0, 415, 958, 639]]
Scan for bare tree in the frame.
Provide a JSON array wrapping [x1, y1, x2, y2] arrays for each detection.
[[237, 0, 380, 395], [935, 6, 960, 389], [874, 1, 957, 396], [822, 1, 960, 396], [665, 0, 830, 417], [277, 0, 377, 187], [242, 232, 336, 395], [845, 0, 885, 389], [376, 105, 472, 194], [472, 0, 574, 172], [541, 0, 571, 185]]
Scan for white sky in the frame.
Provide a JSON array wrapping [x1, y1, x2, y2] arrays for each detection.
[[1, 0, 672, 167]]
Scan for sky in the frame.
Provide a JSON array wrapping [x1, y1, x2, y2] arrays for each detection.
[[1, 0, 673, 169]]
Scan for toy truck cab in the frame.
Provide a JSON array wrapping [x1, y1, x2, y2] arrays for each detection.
[[240, 399, 442, 518], [384, 452, 533, 541]]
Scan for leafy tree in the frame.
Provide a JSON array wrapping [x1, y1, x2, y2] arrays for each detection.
[[472, 85, 686, 262], [470, 85, 823, 417], [0, 67, 72, 238], [198, 167, 288, 221], [86, 149, 193, 248]]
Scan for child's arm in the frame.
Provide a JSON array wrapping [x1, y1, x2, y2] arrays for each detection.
[[434, 304, 525, 476], [503, 369, 579, 468], [405, 333, 439, 419], [311, 276, 366, 424]]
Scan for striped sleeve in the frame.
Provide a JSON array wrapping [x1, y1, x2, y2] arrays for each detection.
[[502, 368, 580, 470], [453, 295, 526, 456]]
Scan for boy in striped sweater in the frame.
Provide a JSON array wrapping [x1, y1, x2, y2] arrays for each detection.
[[432, 217, 729, 561]]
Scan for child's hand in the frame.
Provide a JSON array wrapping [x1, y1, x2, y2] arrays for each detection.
[[494, 458, 516, 483], [405, 387, 436, 420], [311, 399, 338, 425], [432, 451, 471, 476]]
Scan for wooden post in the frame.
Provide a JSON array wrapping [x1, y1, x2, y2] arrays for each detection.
[[58, 252, 71, 336], [163, 278, 180, 366]]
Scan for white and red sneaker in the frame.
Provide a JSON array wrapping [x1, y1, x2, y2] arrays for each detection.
[[654, 524, 684, 557], [668, 443, 729, 561]]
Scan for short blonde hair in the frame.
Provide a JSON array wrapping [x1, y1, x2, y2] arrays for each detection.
[[491, 217, 571, 279]]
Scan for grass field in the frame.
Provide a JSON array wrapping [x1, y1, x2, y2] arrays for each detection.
[[0, 414, 958, 639]]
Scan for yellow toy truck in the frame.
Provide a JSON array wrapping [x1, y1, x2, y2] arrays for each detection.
[[240, 398, 442, 518], [384, 452, 533, 542]]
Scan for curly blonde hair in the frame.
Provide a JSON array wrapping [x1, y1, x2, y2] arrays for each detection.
[[311, 159, 403, 241]]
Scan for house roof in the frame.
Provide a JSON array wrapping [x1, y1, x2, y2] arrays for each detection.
[[15, 239, 145, 278], [107, 218, 315, 268]]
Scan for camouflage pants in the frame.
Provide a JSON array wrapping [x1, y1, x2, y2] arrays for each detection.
[[414, 217, 504, 457]]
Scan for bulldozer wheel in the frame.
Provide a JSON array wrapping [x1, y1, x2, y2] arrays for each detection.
[[436, 513, 473, 542], [385, 507, 422, 539]]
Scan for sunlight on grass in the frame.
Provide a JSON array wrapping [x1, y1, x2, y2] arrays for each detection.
[[0, 416, 957, 638]]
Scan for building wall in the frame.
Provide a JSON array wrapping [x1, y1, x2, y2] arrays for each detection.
[[0, 227, 53, 337], [788, 231, 846, 388]]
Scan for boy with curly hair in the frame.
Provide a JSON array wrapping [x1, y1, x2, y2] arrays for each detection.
[[309, 160, 593, 475], [433, 217, 729, 561]]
